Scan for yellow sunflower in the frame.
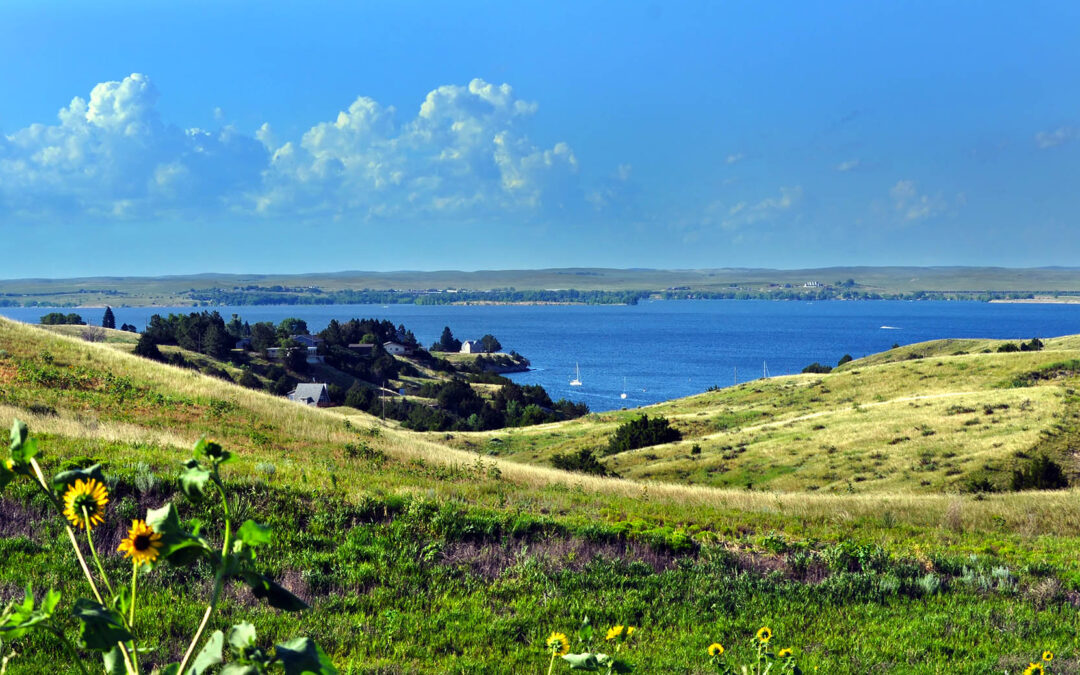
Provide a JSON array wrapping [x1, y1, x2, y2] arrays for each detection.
[[756, 626, 773, 644], [546, 632, 569, 656], [778, 648, 793, 658], [1043, 651, 1054, 662], [62, 478, 109, 530], [707, 643, 724, 657], [606, 625, 634, 641], [117, 519, 163, 566], [1024, 663, 1045, 675]]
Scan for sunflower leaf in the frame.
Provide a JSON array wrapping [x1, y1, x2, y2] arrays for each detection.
[[180, 460, 213, 502], [102, 646, 127, 675], [275, 637, 338, 675], [145, 502, 210, 565], [237, 520, 273, 548], [51, 464, 105, 493], [220, 664, 262, 675], [72, 599, 132, 651], [191, 630, 224, 674], [9, 419, 28, 451], [227, 621, 258, 657], [562, 653, 601, 671]]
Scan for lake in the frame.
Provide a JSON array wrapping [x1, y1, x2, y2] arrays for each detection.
[[5, 300, 1080, 412]]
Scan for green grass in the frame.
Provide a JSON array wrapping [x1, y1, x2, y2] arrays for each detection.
[[3, 317, 1080, 672]]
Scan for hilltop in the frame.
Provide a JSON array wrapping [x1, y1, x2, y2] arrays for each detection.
[[3, 316, 1080, 672]]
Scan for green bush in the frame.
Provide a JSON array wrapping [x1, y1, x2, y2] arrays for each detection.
[[604, 415, 681, 455]]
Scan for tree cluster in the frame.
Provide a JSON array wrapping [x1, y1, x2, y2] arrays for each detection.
[[604, 415, 681, 455], [40, 313, 85, 325]]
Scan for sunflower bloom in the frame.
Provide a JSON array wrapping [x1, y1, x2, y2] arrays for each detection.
[[546, 632, 569, 656], [1043, 651, 1054, 662], [62, 478, 109, 530], [756, 626, 772, 644], [606, 625, 635, 641], [707, 643, 724, 657], [1024, 663, 1045, 675], [117, 519, 163, 566], [778, 648, 793, 658]]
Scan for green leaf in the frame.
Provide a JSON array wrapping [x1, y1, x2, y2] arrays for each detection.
[[51, 464, 105, 493], [180, 460, 213, 502], [275, 637, 338, 675], [41, 588, 61, 615], [145, 502, 210, 565], [609, 659, 634, 673], [102, 646, 127, 675], [241, 573, 308, 612], [195, 438, 233, 467], [72, 599, 132, 651], [237, 520, 273, 548], [562, 653, 600, 671], [158, 665, 180, 675], [220, 664, 262, 675], [227, 622, 258, 657], [191, 630, 224, 674], [9, 419, 28, 451]]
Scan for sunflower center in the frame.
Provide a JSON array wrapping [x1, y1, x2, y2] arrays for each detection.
[[133, 534, 152, 551]]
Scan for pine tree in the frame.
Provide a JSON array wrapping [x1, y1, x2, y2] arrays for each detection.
[[101, 306, 116, 329]]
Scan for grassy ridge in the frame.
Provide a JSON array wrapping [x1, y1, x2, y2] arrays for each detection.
[[5, 265, 1080, 306], [3, 317, 1080, 672]]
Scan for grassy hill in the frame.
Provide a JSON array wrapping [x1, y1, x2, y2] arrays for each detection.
[[440, 335, 1080, 494], [3, 317, 1080, 673]]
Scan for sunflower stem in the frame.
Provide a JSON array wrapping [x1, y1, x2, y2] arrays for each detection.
[[178, 477, 232, 675], [27, 458, 137, 675], [82, 506, 115, 598], [129, 561, 138, 628], [547, 650, 556, 675]]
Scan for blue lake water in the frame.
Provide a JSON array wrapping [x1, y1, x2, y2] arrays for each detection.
[[5, 300, 1080, 412]]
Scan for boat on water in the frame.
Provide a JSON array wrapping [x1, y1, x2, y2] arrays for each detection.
[[620, 377, 627, 399], [570, 363, 583, 386]]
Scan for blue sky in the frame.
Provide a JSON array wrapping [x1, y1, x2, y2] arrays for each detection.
[[1, 1, 1079, 278]]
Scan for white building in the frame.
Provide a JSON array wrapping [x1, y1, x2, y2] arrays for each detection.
[[460, 340, 486, 354]]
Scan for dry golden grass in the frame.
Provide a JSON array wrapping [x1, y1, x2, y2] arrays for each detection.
[[9, 316, 1080, 539]]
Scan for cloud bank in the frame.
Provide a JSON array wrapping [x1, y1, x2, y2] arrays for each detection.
[[0, 74, 593, 224]]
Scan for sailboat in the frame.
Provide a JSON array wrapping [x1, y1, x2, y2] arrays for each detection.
[[570, 363, 583, 386], [620, 377, 627, 399]]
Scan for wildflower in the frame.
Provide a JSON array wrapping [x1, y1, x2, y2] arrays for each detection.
[[606, 625, 634, 641], [62, 478, 109, 530], [707, 643, 724, 657], [756, 626, 772, 644], [546, 632, 569, 656], [778, 648, 793, 658], [117, 520, 163, 566], [1024, 663, 1045, 675], [1043, 651, 1054, 662]]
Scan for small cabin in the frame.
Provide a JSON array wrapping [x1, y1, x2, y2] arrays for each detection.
[[460, 340, 486, 354], [383, 341, 410, 356], [287, 383, 332, 407]]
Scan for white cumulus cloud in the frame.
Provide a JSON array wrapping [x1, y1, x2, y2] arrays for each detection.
[[0, 74, 596, 225], [889, 179, 946, 221], [1035, 126, 1078, 149]]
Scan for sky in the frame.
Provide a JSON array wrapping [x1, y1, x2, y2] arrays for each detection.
[[1, 0, 1079, 278]]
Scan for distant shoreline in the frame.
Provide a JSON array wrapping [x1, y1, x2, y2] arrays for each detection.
[[989, 297, 1080, 305]]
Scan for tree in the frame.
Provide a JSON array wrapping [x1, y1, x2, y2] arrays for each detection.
[[276, 318, 309, 340], [40, 313, 85, 326], [133, 333, 163, 361], [101, 306, 116, 329], [605, 415, 682, 455], [203, 322, 230, 360], [250, 322, 277, 352], [432, 326, 461, 352], [480, 334, 502, 353], [280, 339, 309, 372], [237, 368, 262, 390], [837, 354, 853, 366]]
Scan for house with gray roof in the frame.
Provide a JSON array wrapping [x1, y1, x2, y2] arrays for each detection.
[[287, 383, 332, 407]]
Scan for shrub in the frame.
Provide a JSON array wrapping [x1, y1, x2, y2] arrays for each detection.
[[550, 448, 615, 477], [604, 415, 681, 455], [1011, 455, 1069, 491], [801, 362, 832, 374]]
